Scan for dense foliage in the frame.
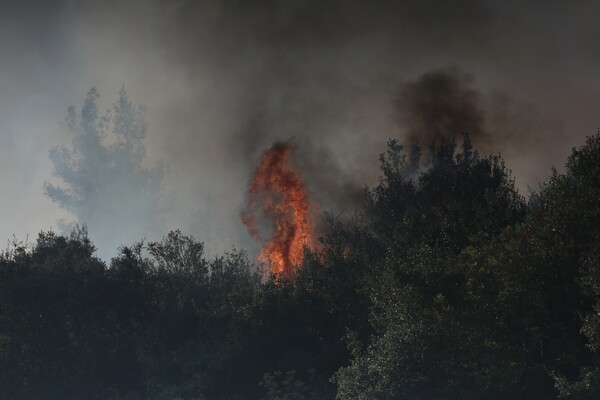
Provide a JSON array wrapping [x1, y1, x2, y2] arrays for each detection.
[[2, 134, 600, 399]]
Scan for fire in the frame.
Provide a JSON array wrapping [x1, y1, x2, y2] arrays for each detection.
[[242, 142, 316, 278]]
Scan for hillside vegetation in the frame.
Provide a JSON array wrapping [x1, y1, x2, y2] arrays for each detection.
[[2, 134, 600, 399]]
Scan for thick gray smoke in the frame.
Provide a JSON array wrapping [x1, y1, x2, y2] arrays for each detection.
[[1, 0, 599, 258], [395, 69, 485, 146], [393, 67, 573, 183]]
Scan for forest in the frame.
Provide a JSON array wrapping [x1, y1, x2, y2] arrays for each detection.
[[2, 90, 600, 399]]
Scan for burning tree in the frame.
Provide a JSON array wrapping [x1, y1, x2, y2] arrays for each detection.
[[242, 142, 317, 278]]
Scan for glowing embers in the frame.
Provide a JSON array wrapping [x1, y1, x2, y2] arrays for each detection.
[[242, 142, 316, 278]]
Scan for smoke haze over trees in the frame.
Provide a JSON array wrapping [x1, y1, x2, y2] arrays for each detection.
[[1, 1, 600, 398], [44, 87, 165, 260], [0, 0, 599, 254]]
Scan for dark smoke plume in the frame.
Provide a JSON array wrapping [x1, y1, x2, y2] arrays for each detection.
[[395, 69, 486, 146]]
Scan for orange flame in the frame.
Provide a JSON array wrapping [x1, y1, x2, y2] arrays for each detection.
[[242, 142, 316, 278]]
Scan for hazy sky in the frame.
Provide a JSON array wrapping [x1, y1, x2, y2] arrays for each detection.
[[1, 0, 599, 257]]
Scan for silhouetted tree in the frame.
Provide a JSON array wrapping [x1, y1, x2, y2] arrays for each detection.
[[550, 134, 600, 398], [335, 135, 535, 399]]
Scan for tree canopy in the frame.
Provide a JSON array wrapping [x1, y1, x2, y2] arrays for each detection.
[[3, 130, 600, 399]]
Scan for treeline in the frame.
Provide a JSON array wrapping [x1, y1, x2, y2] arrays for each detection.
[[1, 134, 600, 399]]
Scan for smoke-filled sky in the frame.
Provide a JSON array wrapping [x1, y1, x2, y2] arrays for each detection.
[[1, 0, 599, 258]]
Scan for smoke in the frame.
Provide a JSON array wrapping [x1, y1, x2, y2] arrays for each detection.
[[43, 87, 166, 261], [0, 0, 598, 258], [395, 69, 486, 146], [392, 67, 571, 189]]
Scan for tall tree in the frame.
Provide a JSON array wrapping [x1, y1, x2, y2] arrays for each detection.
[[335, 136, 529, 399], [44, 87, 165, 257]]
